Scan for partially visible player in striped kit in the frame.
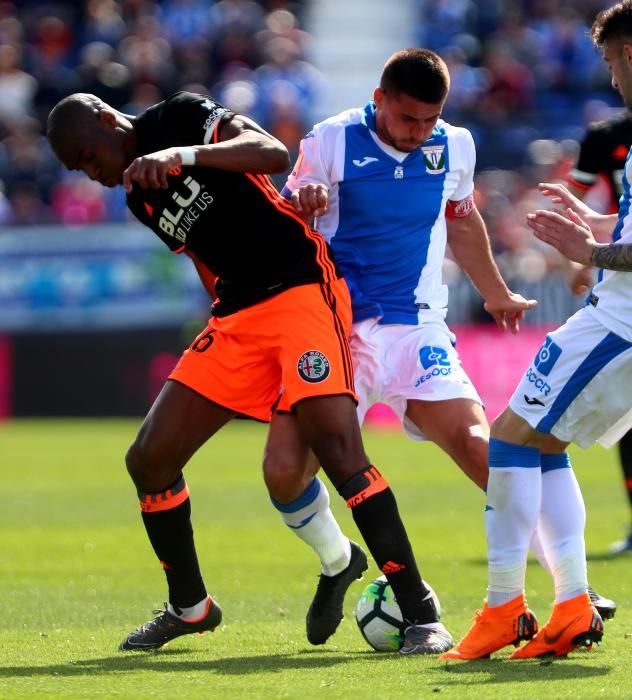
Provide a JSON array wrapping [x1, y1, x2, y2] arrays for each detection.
[[445, 1, 632, 660]]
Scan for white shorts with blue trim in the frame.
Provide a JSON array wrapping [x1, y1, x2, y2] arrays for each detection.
[[351, 315, 482, 441], [508, 307, 632, 448]]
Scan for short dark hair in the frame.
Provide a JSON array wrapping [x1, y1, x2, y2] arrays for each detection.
[[592, 1, 632, 47], [47, 93, 103, 155], [380, 48, 449, 104]]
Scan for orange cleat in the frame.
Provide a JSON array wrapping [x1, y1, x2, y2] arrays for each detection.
[[510, 593, 603, 659], [440, 595, 538, 660]]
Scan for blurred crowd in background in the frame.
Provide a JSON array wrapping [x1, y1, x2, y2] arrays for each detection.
[[0, 0, 319, 228], [0, 0, 624, 316], [418, 0, 620, 308]]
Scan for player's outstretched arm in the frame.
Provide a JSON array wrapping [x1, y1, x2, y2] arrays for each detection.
[[538, 182, 616, 241], [123, 115, 290, 192], [447, 206, 537, 333]]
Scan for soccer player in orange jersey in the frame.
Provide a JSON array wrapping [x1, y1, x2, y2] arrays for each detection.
[[47, 89, 449, 654]]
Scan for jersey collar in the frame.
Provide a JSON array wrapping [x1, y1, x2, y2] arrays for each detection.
[[362, 101, 378, 133]]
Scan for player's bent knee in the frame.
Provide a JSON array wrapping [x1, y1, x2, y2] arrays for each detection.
[[125, 440, 152, 487], [125, 437, 180, 491], [262, 450, 311, 503]]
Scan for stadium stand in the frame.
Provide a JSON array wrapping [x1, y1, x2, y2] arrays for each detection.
[[0, 2, 617, 295]]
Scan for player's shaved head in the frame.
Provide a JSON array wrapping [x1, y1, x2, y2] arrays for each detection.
[[47, 93, 135, 185], [47, 93, 107, 164], [592, 1, 632, 48], [380, 48, 449, 104]]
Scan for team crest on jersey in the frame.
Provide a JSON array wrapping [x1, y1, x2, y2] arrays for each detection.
[[297, 350, 330, 383], [394, 166, 404, 179], [421, 145, 446, 174]]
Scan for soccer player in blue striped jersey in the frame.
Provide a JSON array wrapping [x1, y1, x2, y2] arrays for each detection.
[[567, 110, 632, 555], [445, 1, 632, 660], [262, 48, 540, 655]]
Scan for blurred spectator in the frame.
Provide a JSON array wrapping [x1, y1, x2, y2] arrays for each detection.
[[173, 41, 214, 88], [121, 80, 163, 114], [161, 0, 214, 48], [75, 41, 131, 107], [0, 44, 37, 128], [51, 173, 109, 226], [213, 0, 265, 35], [81, 0, 128, 47], [6, 181, 56, 225], [478, 39, 535, 123], [213, 62, 259, 115], [441, 45, 487, 121], [117, 15, 176, 92], [417, 0, 477, 52], [0, 117, 59, 202], [255, 7, 311, 58], [27, 12, 75, 73], [254, 35, 325, 136]]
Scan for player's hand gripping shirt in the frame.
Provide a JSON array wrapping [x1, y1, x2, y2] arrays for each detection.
[[587, 146, 632, 343], [283, 102, 476, 325], [126, 91, 340, 317]]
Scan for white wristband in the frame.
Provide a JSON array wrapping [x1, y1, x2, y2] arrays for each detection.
[[178, 147, 196, 166]]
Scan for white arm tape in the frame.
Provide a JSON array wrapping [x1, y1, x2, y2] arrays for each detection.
[[178, 147, 196, 166]]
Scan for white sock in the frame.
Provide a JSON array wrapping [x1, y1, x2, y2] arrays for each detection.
[[538, 454, 588, 603], [529, 526, 552, 576], [486, 439, 542, 607], [272, 477, 351, 576], [169, 595, 210, 621]]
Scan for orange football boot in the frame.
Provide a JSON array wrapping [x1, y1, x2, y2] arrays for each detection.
[[440, 595, 538, 660], [510, 593, 603, 659]]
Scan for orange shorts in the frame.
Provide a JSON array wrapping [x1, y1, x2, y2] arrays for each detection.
[[169, 277, 356, 422]]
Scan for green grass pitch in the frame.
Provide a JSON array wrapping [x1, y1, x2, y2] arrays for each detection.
[[2, 419, 632, 699]]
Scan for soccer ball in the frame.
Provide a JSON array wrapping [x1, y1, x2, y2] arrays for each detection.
[[355, 575, 441, 652]]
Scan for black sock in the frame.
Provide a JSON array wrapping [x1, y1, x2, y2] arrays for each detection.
[[138, 475, 207, 608], [619, 430, 632, 513], [338, 466, 436, 624]]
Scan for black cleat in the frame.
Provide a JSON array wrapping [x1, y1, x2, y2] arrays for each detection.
[[119, 596, 222, 651], [306, 541, 368, 645], [399, 622, 454, 656], [588, 587, 617, 621]]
